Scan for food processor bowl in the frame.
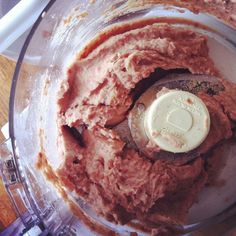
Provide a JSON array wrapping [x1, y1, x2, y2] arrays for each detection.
[[1, 0, 236, 235]]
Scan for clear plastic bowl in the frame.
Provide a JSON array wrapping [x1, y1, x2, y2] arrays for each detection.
[[5, 0, 236, 235]]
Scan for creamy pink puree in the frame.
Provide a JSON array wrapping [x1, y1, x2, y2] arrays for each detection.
[[56, 23, 236, 231]]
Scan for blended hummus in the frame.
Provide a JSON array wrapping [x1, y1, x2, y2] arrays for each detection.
[[56, 21, 236, 231]]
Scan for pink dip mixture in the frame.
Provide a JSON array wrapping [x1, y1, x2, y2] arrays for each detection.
[[56, 21, 236, 231]]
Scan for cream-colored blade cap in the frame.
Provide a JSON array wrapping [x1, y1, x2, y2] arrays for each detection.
[[144, 89, 210, 153]]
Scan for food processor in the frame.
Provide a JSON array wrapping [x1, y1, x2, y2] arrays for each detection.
[[1, 0, 236, 235]]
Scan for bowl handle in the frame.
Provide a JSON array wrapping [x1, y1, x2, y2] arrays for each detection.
[[0, 139, 44, 235]]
